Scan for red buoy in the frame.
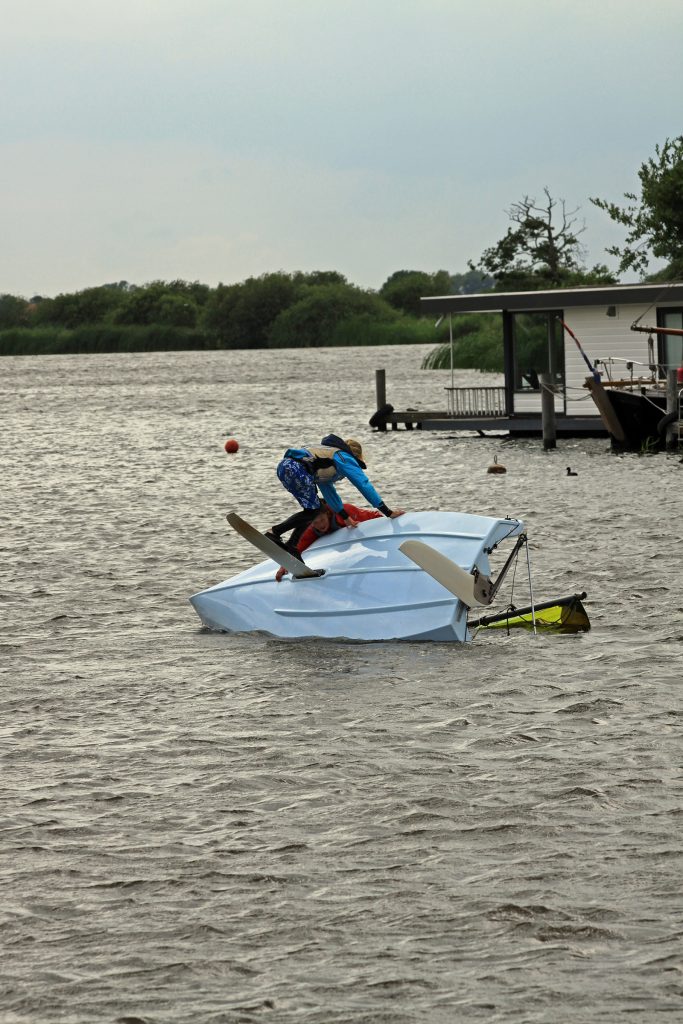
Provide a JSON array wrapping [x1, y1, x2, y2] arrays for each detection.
[[224, 438, 239, 453]]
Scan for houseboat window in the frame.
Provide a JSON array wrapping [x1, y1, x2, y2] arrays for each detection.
[[513, 311, 565, 391], [658, 308, 683, 370]]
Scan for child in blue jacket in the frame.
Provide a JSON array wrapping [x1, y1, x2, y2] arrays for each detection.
[[266, 434, 404, 556]]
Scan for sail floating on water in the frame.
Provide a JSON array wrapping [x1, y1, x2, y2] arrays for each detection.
[[472, 593, 590, 634]]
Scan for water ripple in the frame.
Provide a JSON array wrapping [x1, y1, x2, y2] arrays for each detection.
[[2, 346, 682, 1023]]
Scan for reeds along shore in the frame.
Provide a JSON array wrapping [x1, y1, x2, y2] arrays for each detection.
[[0, 325, 215, 356], [0, 316, 448, 356]]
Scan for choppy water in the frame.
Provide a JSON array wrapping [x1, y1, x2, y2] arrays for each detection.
[[2, 345, 682, 1023]]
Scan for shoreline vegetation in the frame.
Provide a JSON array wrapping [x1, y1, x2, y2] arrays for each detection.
[[5, 140, 681, 370], [0, 269, 504, 371]]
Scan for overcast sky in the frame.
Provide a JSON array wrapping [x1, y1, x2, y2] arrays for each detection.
[[1, 0, 681, 297]]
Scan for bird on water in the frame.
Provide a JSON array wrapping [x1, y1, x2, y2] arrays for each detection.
[[566, 467, 578, 476]]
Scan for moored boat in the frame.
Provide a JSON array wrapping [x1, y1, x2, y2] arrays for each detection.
[[585, 320, 683, 451]]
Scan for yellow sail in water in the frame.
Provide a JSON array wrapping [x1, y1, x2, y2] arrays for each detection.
[[476, 594, 590, 634]]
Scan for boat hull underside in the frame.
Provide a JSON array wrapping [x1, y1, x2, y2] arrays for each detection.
[[190, 511, 524, 643]]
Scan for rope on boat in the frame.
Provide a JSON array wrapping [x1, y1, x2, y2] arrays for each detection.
[[472, 532, 537, 639], [630, 283, 678, 332], [525, 539, 537, 636]]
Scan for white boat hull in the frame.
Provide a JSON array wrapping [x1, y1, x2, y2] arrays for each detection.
[[189, 511, 525, 643]]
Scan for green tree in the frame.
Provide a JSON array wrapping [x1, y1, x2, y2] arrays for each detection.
[[33, 285, 126, 328], [202, 273, 301, 348], [113, 280, 207, 326], [449, 269, 495, 294], [268, 283, 396, 348], [292, 270, 348, 287], [0, 294, 30, 329], [379, 270, 452, 315], [469, 188, 616, 290], [155, 293, 199, 327], [590, 136, 683, 278]]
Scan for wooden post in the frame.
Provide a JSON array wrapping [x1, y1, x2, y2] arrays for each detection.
[[539, 373, 556, 450], [375, 368, 386, 407], [666, 367, 680, 450], [502, 311, 514, 416], [375, 369, 387, 432]]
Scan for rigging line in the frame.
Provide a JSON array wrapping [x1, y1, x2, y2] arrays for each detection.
[[525, 539, 537, 635], [471, 538, 524, 640], [507, 544, 520, 612], [497, 552, 521, 637], [596, 355, 651, 366], [488, 520, 524, 551], [631, 282, 678, 330], [643, 391, 667, 411]]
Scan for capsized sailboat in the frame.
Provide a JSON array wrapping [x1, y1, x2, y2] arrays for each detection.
[[189, 511, 589, 643]]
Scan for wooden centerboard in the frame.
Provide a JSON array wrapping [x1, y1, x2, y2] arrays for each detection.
[[227, 512, 322, 579]]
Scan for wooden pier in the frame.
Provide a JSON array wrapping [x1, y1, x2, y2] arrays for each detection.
[[381, 410, 606, 437], [371, 370, 607, 439]]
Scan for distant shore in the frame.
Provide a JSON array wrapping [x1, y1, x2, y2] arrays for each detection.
[[0, 271, 452, 356], [0, 325, 432, 357]]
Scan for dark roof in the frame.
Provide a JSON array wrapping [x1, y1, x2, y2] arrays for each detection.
[[420, 282, 683, 315]]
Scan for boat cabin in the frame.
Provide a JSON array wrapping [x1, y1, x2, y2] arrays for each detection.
[[420, 282, 683, 427]]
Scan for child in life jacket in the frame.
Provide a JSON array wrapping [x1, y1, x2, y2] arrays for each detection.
[[266, 434, 404, 557], [274, 501, 383, 581]]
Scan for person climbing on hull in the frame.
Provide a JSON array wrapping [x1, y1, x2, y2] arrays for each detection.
[[274, 501, 383, 581], [266, 434, 405, 557]]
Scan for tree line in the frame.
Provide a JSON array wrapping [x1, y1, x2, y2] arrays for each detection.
[[0, 270, 462, 355], [2, 136, 681, 359]]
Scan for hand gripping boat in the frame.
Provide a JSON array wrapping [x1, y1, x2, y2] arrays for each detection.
[[189, 510, 543, 643]]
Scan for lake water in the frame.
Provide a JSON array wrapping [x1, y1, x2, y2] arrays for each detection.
[[2, 345, 682, 1023]]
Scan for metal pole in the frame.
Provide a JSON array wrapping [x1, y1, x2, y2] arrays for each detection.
[[547, 312, 556, 381], [666, 367, 679, 450], [449, 314, 454, 393], [538, 372, 556, 450]]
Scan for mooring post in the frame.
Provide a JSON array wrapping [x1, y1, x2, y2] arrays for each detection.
[[666, 367, 680, 451], [375, 368, 386, 406], [539, 373, 556, 450], [375, 369, 387, 432]]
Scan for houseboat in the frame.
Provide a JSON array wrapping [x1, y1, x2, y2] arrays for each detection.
[[378, 283, 683, 450]]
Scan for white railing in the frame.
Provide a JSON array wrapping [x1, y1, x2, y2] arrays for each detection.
[[445, 386, 507, 417]]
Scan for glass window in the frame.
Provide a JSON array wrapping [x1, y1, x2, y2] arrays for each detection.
[[658, 309, 683, 370], [513, 311, 565, 391]]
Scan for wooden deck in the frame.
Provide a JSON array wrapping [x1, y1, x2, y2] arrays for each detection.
[[370, 371, 608, 439], [382, 410, 607, 437]]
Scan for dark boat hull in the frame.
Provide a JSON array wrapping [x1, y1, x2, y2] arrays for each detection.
[[604, 388, 667, 451]]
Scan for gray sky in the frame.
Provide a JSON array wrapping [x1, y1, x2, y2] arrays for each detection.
[[2, 0, 682, 297]]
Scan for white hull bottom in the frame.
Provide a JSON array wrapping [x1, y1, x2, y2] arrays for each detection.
[[189, 511, 524, 644]]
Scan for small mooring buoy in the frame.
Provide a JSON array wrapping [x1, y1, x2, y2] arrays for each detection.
[[487, 456, 506, 474], [566, 466, 577, 476], [225, 438, 239, 453]]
